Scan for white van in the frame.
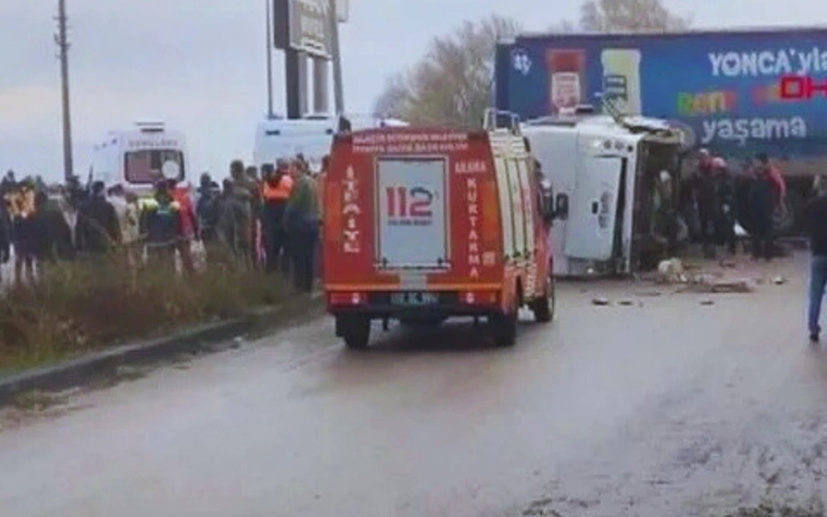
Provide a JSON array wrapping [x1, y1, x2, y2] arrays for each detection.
[[253, 114, 407, 171], [90, 121, 188, 195], [522, 108, 684, 277]]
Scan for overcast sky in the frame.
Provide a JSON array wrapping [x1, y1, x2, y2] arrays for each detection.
[[1, 0, 826, 182]]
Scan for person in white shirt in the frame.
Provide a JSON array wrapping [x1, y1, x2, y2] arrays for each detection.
[[107, 184, 140, 268]]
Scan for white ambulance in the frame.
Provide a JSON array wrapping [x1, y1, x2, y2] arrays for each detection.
[[253, 114, 407, 171], [522, 106, 684, 277], [90, 121, 188, 195]]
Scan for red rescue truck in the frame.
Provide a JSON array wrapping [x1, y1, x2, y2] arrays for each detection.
[[322, 111, 558, 349]]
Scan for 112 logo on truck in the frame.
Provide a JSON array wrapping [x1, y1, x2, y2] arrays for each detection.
[[385, 186, 435, 223]]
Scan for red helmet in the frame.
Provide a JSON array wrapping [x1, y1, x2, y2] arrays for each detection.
[[711, 157, 728, 170]]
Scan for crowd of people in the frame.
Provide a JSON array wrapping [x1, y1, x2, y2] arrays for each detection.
[[0, 155, 325, 292], [682, 149, 788, 261]]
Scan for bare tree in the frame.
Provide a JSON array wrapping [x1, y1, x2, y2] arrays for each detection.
[[372, 15, 521, 126], [579, 0, 691, 32], [373, 1, 691, 123], [373, 73, 414, 120]]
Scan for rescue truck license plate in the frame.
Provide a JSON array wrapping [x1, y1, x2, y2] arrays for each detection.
[[390, 292, 439, 306]]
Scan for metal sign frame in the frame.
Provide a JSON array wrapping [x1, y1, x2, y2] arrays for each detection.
[[273, 0, 334, 60]]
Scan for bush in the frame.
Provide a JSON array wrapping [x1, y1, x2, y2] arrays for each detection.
[[0, 247, 290, 370]]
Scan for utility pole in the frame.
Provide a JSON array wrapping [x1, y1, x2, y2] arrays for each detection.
[[265, 0, 274, 118], [55, 0, 74, 181]]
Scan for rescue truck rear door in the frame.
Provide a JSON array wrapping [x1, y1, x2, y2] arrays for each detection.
[[375, 157, 449, 270], [564, 152, 623, 261]]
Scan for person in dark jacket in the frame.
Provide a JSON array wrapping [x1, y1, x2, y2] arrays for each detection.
[[9, 180, 39, 286], [140, 180, 181, 273], [196, 173, 220, 244], [0, 199, 9, 282], [76, 181, 120, 255], [0, 170, 15, 197], [693, 149, 719, 258], [215, 178, 248, 261], [805, 178, 827, 343], [65, 175, 88, 214], [284, 165, 320, 293], [229, 160, 253, 265], [748, 155, 778, 260], [34, 190, 75, 264]]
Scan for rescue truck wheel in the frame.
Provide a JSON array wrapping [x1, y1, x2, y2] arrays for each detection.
[[340, 317, 371, 349], [490, 311, 518, 347], [531, 277, 556, 323]]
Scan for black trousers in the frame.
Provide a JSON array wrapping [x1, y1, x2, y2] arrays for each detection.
[[751, 222, 774, 260], [697, 200, 717, 255], [265, 223, 289, 274], [716, 209, 737, 253], [289, 225, 319, 293], [262, 204, 289, 275], [147, 245, 177, 272]]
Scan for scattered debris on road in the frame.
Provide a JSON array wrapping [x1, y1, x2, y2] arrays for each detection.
[[772, 276, 786, 285], [679, 276, 757, 294], [636, 291, 663, 297], [710, 278, 757, 293], [656, 258, 686, 284]]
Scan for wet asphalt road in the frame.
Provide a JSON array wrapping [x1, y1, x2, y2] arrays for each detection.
[[1, 254, 826, 516]]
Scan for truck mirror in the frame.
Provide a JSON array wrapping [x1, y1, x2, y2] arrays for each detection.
[[555, 193, 569, 220]]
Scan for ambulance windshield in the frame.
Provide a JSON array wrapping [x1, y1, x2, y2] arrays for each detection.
[[124, 149, 185, 184]]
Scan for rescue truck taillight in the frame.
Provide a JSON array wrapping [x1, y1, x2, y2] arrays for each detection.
[[328, 292, 367, 306], [460, 291, 499, 306]]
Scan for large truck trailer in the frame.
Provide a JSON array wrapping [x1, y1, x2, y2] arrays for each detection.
[[494, 27, 827, 233]]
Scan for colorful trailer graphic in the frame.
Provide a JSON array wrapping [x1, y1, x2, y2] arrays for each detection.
[[495, 28, 827, 164]]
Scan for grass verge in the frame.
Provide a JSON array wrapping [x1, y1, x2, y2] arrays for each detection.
[[0, 248, 294, 372]]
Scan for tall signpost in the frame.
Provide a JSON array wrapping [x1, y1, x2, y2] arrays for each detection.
[[272, 0, 346, 118], [330, 0, 345, 115], [265, 0, 275, 118]]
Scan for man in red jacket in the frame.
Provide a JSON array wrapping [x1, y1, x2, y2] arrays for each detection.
[[169, 179, 199, 275], [754, 153, 786, 209], [749, 154, 786, 260]]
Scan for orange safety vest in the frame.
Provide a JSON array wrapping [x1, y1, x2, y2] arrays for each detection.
[[261, 175, 294, 201]]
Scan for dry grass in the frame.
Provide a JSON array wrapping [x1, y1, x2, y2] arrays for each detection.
[[0, 246, 290, 371]]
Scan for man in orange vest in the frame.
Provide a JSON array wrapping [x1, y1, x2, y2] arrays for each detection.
[[261, 159, 294, 274]]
